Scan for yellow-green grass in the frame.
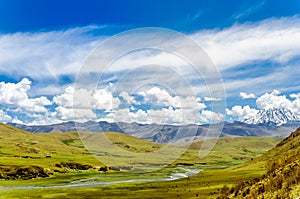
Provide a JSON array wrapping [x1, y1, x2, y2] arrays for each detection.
[[0, 123, 282, 198], [175, 136, 281, 166], [0, 124, 101, 170]]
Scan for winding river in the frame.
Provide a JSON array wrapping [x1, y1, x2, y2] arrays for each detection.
[[0, 167, 202, 190]]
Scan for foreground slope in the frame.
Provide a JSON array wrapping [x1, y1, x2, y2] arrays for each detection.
[[218, 127, 300, 198]]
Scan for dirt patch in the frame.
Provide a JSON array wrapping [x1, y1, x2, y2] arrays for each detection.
[[0, 165, 51, 180], [55, 162, 93, 170]]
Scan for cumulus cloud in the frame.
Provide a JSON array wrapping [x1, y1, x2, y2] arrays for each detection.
[[226, 105, 259, 121], [199, 110, 224, 123], [93, 89, 120, 110], [119, 91, 139, 105], [0, 78, 52, 114], [138, 87, 206, 110], [11, 117, 23, 124], [290, 93, 300, 99], [54, 106, 96, 122], [103, 107, 203, 125], [53, 86, 74, 108], [103, 108, 149, 124], [240, 92, 256, 99], [0, 78, 223, 125], [53, 85, 121, 121], [256, 90, 293, 110], [102, 104, 223, 125]]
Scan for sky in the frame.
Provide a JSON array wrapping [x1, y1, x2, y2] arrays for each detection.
[[0, 0, 300, 125]]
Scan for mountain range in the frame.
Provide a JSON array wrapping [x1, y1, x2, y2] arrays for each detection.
[[8, 108, 300, 143], [8, 121, 299, 144]]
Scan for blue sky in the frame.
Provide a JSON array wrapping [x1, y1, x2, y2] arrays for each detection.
[[0, 0, 300, 125], [1, 0, 300, 33]]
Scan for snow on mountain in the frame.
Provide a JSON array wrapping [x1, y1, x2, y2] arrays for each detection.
[[243, 108, 300, 126]]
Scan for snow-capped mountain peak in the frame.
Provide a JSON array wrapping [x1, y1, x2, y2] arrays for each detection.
[[243, 108, 300, 126]]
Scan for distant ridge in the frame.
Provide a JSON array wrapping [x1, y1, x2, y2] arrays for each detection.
[[8, 121, 300, 143]]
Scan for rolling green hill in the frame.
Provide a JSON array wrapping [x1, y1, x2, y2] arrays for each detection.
[[0, 123, 101, 169]]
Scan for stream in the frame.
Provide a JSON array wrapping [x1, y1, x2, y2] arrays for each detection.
[[0, 167, 202, 190]]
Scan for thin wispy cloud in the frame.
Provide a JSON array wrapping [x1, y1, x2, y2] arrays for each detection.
[[233, 0, 266, 20]]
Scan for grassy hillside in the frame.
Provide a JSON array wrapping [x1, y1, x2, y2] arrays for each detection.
[[175, 136, 280, 166], [0, 123, 101, 169], [218, 128, 300, 198]]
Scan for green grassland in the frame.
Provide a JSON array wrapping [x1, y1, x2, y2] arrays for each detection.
[[0, 123, 283, 198]]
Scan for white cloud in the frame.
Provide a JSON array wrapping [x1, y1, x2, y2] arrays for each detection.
[[0, 78, 31, 105], [199, 110, 224, 123], [0, 27, 102, 80], [0, 78, 52, 114], [290, 93, 300, 99], [54, 106, 96, 122], [240, 92, 256, 99], [11, 117, 23, 124], [193, 16, 300, 69], [103, 108, 149, 124], [119, 91, 139, 105], [53, 86, 74, 108], [104, 107, 188, 124], [53, 85, 121, 121], [138, 87, 180, 107], [226, 105, 259, 121], [226, 105, 258, 121], [54, 86, 120, 109], [256, 90, 293, 110], [147, 107, 183, 124], [0, 110, 12, 122], [93, 89, 120, 111], [138, 87, 206, 110], [2, 17, 300, 83], [103, 105, 223, 125], [203, 97, 222, 101], [256, 90, 300, 115]]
